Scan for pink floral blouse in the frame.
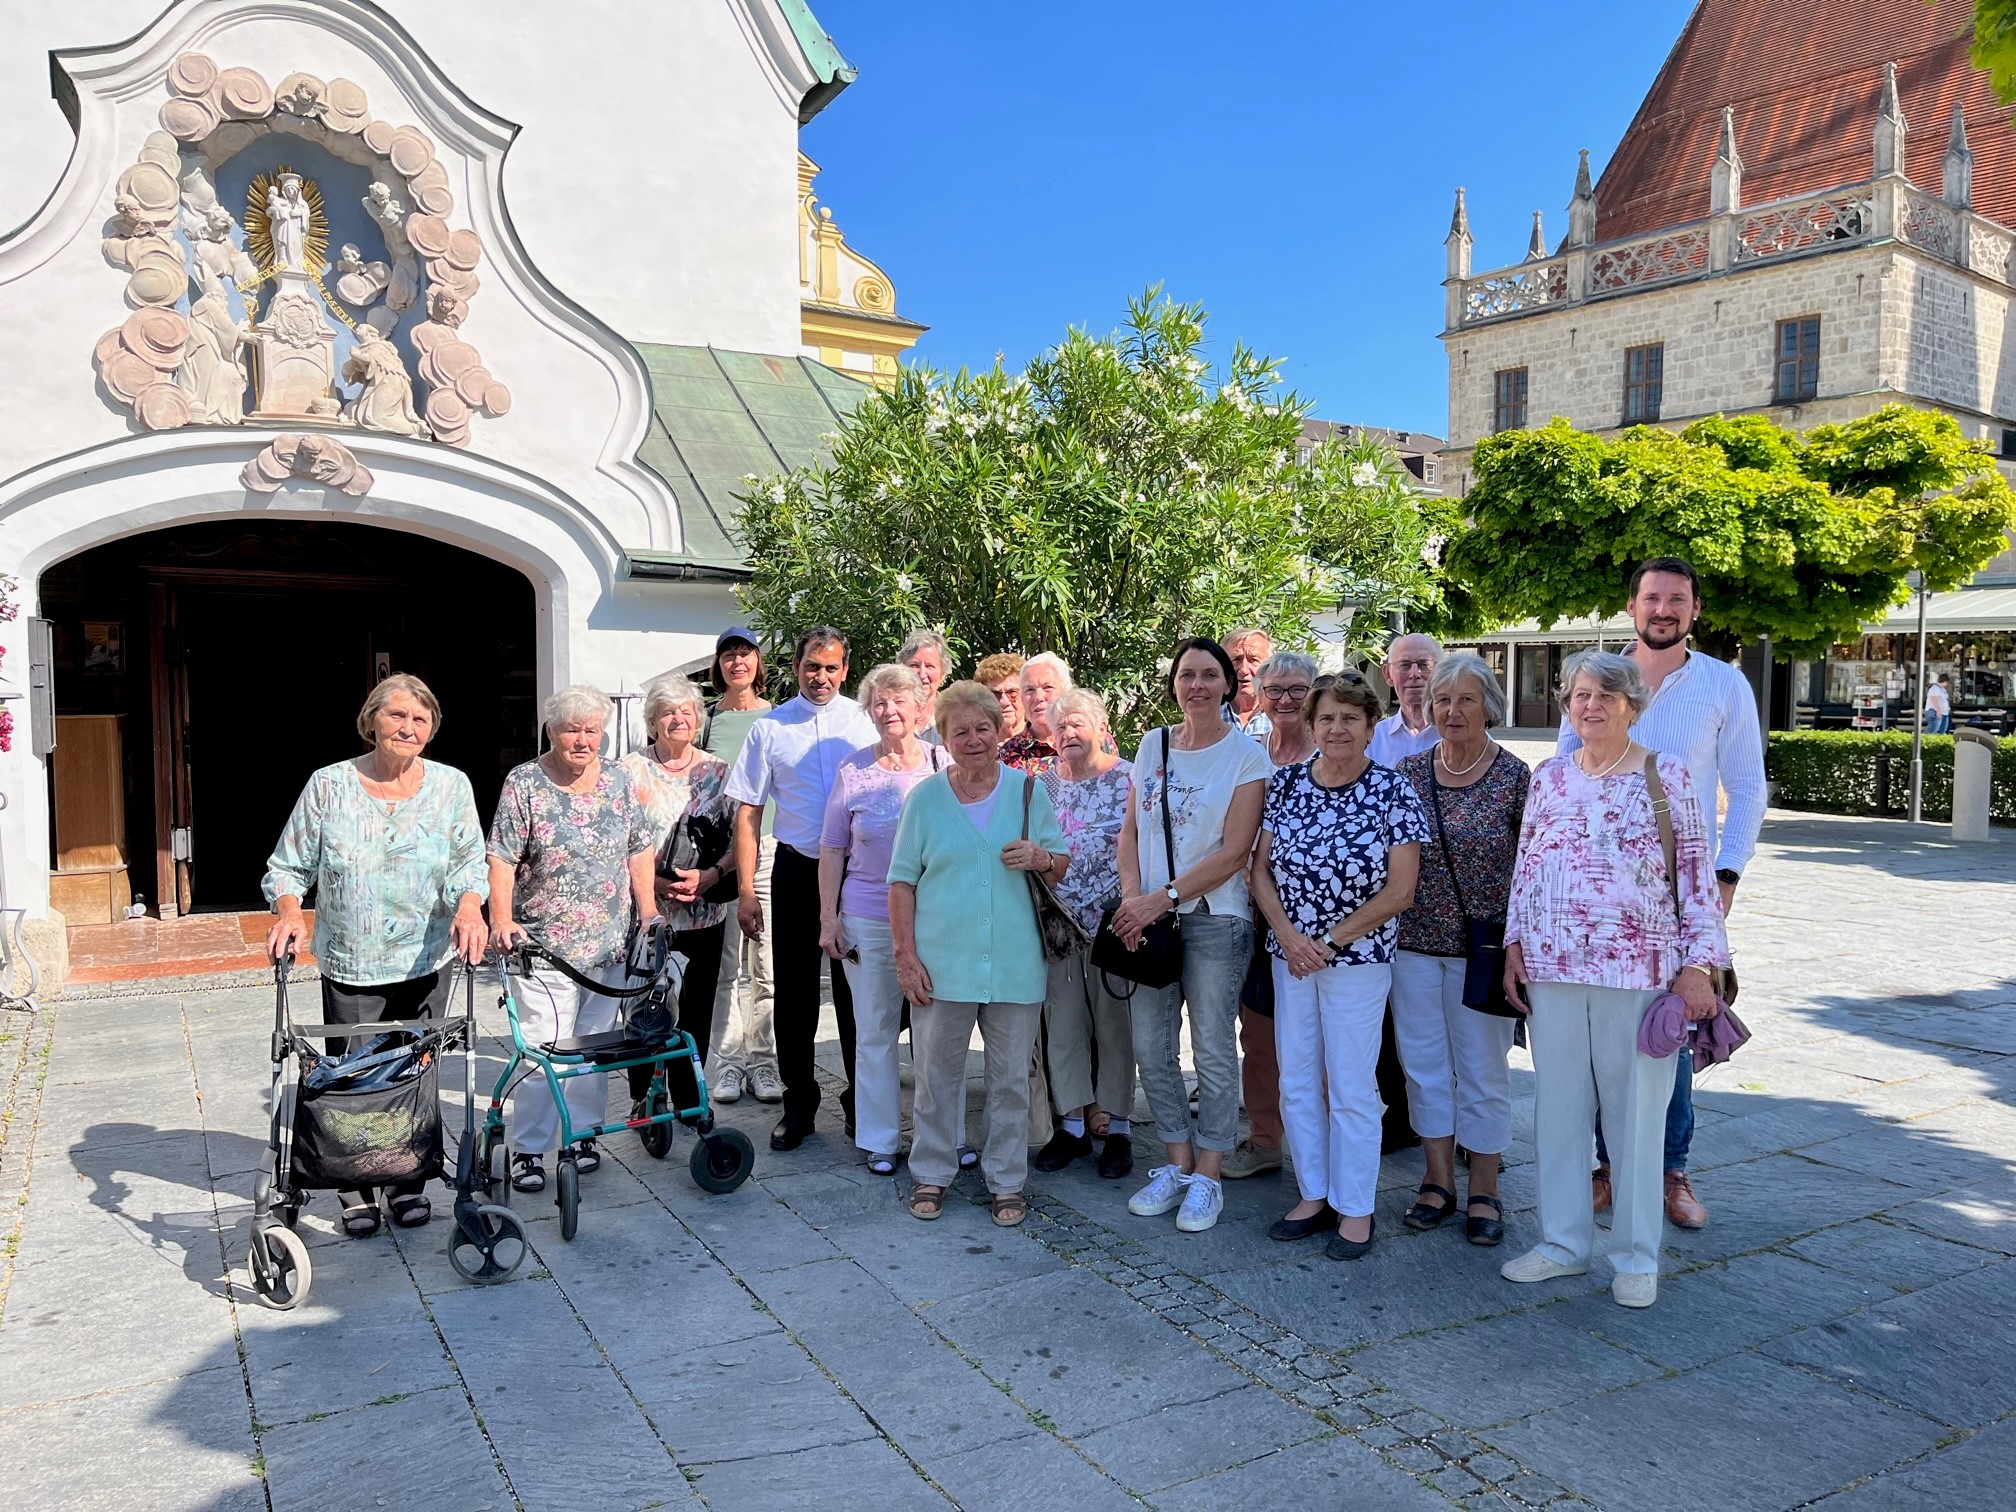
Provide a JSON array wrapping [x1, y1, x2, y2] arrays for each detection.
[[1505, 753, 1729, 991]]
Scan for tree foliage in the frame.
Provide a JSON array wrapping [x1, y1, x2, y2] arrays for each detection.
[[1974, 2, 2016, 104], [735, 290, 1456, 730], [1442, 405, 2016, 657]]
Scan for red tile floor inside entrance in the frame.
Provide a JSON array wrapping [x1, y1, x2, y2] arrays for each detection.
[[67, 912, 314, 983]]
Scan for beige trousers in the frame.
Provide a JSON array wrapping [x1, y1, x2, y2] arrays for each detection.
[[910, 998, 1041, 1194]]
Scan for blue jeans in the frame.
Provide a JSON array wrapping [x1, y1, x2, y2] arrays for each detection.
[[1595, 1049, 1693, 1173], [1129, 911, 1252, 1153]]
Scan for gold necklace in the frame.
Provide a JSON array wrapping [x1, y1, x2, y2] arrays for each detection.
[[1576, 743, 1634, 780], [1438, 740, 1493, 777]]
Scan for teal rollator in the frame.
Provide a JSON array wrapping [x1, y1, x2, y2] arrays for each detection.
[[476, 921, 756, 1244]]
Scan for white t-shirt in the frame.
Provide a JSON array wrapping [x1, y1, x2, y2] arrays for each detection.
[[1927, 683, 1951, 716], [1130, 726, 1273, 918], [961, 791, 999, 832]]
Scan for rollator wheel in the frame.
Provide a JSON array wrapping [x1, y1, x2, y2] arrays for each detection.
[[249, 1223, 313, 1310], [448, 1203, 530, 1285], [555, 1155, 580, 1241], [480, 1124, 507, 1198], [640, 1089, 672, 1160], [690, 1127, 755, 1194]]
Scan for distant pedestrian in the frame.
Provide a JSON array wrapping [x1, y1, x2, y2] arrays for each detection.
[[1505, 650, 1728, 1309], [1925, 674, 1952, 734], [1558, 557, 1764, 1230]]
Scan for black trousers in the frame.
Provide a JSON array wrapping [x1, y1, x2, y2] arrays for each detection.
[[627, 921, 727, 1100], [770, 843, 855, 1121], [321, 968, 451, 1201]]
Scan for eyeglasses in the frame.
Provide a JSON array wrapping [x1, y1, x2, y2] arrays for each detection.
[[1260, 684, 1311, 703]]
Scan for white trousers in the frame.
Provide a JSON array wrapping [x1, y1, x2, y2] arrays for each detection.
[[711, 833, 777, 1070], [1274, 959, 1391, 1218], [511, 961, 624, 1154], [1528, 981, 1676, 1277], [839, 914, 904, 1155], [1389, 951, 1517, 1154]]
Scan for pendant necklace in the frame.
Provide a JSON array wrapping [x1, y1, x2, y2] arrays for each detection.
[[1577, 744, 1634, 780], [1438, 740, 1493, 778]]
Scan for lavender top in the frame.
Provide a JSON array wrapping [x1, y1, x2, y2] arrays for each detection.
[[820, 744, 951, 921]]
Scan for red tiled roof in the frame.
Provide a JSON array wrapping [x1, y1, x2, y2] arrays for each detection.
[[1595, 0, 2016, 243]]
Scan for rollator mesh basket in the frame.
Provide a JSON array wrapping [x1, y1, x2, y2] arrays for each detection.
[[293, 1058, 444, 1189]]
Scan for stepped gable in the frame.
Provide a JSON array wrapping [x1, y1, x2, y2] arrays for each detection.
[[1596, 0, 2014, 241]]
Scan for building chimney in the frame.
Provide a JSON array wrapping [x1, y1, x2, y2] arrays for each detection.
[[1874, 61, 1906, 177], [1564, 148, 1597, 248], [1710, 106, 1742, 215], [1943, 104, 1973, 208]]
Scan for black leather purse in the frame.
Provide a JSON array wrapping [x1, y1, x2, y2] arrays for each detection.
[[662, 808, 739, 906], [1090, 729, 1184, 997], [1427, 773, 1522, 1019]]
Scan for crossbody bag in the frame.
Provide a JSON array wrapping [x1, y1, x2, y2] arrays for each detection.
[[1090, 728, 1184, 995], [1425, 767, 1523, 1019], [1642, 755, 1739, 1006]]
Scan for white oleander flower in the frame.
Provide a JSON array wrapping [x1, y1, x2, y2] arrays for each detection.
[[1350, 462, 1379, 488], [1422, 532, 1447, 567], [895, 572, 914, 592]]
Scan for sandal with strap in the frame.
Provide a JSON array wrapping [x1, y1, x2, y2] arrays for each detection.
[[990, 1192, 1028, 1228], [866, 1152, 899, 1177], [1466, 1193, 1505, 1247], [956, 1145, 980, 1171], [388, 1193, 432, 1229], [1404, 1182, 1457, 1231], [340, 1195, 381, 1238], [574, 1139, 601, 1175], [511, 1152, 547, 1193], [909, 1183, 947, 1221]]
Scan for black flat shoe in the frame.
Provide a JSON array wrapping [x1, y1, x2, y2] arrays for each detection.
[[770, 1112, 813, 1152], [1466, 1194, 1504, 1247], [1326, 1217, 1376, 1261], [1404, 1182, 1456, 1231], [1032, 1130, 1094, 1173], [1269, 1206, 1334, 1242], [1096, 1133, 1134, 1180]]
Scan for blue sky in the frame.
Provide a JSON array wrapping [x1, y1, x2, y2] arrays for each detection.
[[802, 0, 1701, 439]]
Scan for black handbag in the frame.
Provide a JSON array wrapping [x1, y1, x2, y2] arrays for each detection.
[[1426, 772, 1523, 1019], [1020, 773, 1092, 960], [660, 806, 739, 906], [1090, 728, 1184, 997]]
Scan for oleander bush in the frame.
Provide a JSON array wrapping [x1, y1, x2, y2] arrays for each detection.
[[1766, 729, 2016, 823]]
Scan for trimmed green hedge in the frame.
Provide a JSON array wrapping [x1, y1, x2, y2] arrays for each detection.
[[1766, 730, 2016, 823]]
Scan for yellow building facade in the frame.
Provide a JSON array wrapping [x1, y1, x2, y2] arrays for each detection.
[[798, 153, 925, 387]]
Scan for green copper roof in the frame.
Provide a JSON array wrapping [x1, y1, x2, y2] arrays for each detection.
[[630, 344, 870, 577], [781, 0, 858, 122]]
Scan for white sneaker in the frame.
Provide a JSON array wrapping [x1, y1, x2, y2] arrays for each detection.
[[1176, 1173, 1224, 1233], [1127, 1164, 1191, 1217], [1612, 1272, 1658, 1308], [1500, 1248, 1589, 1283], [713, 1066, 744, 1104], [749, 1064, 785, 1104]]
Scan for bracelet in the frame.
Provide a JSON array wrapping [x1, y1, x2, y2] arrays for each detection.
[[1683, 963, 1716, 980]]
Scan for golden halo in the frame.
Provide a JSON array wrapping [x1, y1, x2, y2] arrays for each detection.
[[244, 166, 330, 276]]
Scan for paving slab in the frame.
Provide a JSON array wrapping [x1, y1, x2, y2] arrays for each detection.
[[1811, 1416, 2016, 1510], [1071, 1383, 1325, 1492], [621, 1328, 879, 1464], [1483, 1351, 1947, 1512], [1887, 1183, 2016, 1255], [680, 1435, 950, 1510], [928, 1426, 1139, 1510], [257, 1386, 514, 1511], [1787, 1215, 2001, 1290], [1148, 1432, 1455, 1510]]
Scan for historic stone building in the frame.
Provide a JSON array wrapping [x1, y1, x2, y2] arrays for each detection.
[[1441, 0, 2016, 728], [798, 154, 925, 387], [0, 0, 906, 970]]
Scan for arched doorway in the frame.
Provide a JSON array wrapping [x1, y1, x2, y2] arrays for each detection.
[[45, 520, 536, 918]]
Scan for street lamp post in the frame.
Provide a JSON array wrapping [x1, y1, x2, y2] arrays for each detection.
[[1908, 569, 1927, 824]]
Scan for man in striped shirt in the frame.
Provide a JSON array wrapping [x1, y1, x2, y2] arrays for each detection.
[[1557, 557, 1766, 1230]]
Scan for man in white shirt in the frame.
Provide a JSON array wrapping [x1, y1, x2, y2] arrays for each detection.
[[1223, 628, 1274, 739], [727, 627, 877, 1151], [1368, 633, 1442, 767], [1557, 557, 1766, 1229], [1925, 674, 1952, 734]]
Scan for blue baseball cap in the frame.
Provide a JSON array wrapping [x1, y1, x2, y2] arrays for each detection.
[[715, 625, 759, 651]]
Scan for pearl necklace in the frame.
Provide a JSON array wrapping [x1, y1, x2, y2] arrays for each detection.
[[1576, 743, 1634, 780], [1437, 740, 1493, 777]]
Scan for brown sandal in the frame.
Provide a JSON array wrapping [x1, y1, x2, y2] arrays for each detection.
[[990, 1192, 1028, 1227], [909, 1184, 947, 1221]]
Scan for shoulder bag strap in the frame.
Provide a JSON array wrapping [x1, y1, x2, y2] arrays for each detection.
[[1642, 753, 1683, 928], [1160, 728, 1180, 904], [1021, 771, 1034, 840], [1425, 772, 1473, 927]]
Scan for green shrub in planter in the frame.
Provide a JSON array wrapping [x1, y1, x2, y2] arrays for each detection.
[[1766, 730, 2016, 823]]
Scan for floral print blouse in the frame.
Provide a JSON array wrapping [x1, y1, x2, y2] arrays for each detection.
[[263, 759, 488, 987], [618, 748, 734, 933], [1042, 759, 1133, 932], [488, 760, 653, 967], [1262, 760, 1430, 967], [1000, 731, 1058, 776], [1505, 753, 1730, 991], [1395, 748, 1529, 958]]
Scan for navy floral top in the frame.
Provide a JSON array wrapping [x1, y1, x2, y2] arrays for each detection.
[[1395, 748, 1530, 958], [488, 760, 653, 967], [1262, 759, 1431, 967]]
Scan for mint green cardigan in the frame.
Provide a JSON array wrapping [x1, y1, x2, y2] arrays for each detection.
[[886, 766, 1067, 1005]]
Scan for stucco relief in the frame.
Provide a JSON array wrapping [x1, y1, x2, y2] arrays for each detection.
[[93, 53, 511, 446], [237, 432, 375, 495]]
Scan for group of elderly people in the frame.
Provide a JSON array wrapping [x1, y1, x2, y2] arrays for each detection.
[[262, 613, 1728, 1307]]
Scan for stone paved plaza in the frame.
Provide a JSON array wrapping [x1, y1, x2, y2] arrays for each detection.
[[1, 810, 2013, 1511]]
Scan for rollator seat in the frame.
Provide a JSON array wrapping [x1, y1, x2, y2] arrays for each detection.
[[539, 1028, 664, 1065]]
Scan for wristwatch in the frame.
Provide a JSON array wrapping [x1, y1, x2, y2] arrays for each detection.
[[1714, 868, 1740, 885], [1164, 882, 1181, 907]]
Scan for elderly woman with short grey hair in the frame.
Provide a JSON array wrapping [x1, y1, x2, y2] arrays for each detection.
[[489, 685, 660, 1195], [899, 628, 954, 741], [1391, 652, 1529, 1246], [1499, 649, 1727, 1309], [617, 673, 735, 1122]]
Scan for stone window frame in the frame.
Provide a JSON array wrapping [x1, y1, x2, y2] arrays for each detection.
[[1622, 342, 1664, 424], [1492, 366, 1529, 433], [1774, 315, 1821, 404]]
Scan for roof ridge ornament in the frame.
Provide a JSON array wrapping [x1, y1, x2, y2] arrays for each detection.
[[1874, 60, 1906, 178], [1943, 103, 1973, 208], [1563, 148, 1597, 249], [1445, 187, 1472, 280], [1711, 105, 1742, 216], [1525, 210, 1548, 262]]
